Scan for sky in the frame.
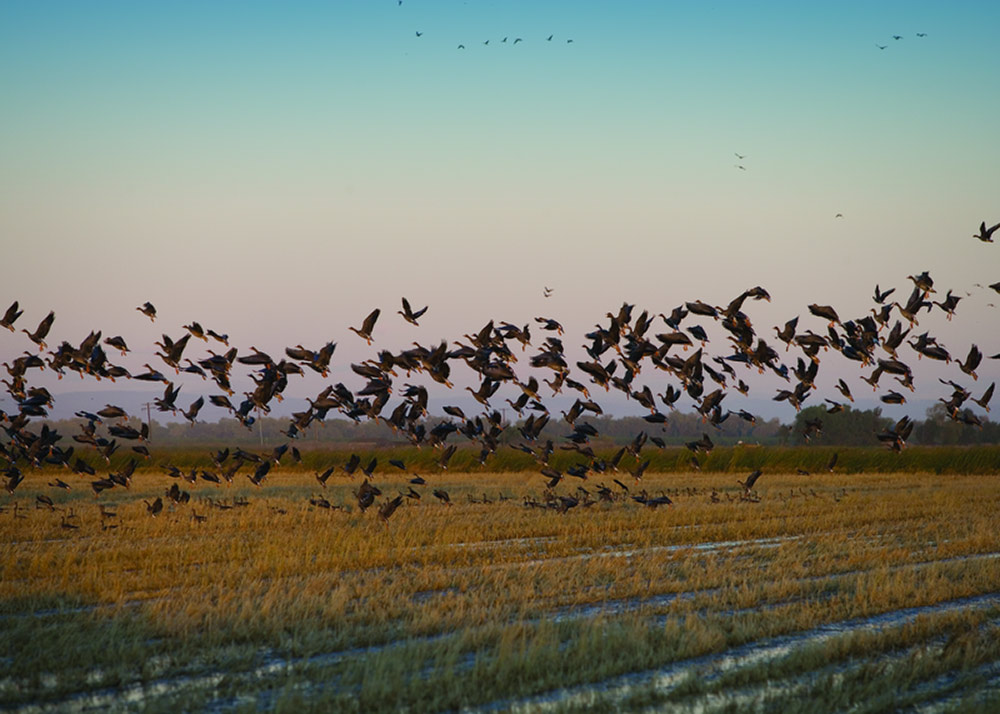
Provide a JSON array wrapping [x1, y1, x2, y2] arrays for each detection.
[[1, 1, 999, 421]]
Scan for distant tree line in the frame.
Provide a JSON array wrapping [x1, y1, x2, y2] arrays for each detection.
[[789, 404, 1000, 446], [33, 404, 999, 450]]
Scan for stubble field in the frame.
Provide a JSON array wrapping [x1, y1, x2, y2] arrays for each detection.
[[3, 466, 1000, 713]]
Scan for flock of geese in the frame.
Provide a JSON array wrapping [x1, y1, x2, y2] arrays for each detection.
[[1, 226, 998, 525]]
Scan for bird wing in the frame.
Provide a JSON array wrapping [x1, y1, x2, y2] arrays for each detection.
[[362, 309, 381, 334]]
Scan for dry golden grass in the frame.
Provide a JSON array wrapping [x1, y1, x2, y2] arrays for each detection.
[[2, 468, 1000, 711]]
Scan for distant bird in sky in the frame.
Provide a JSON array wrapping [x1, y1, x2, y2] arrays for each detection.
[[415, 31, 422, 37], [137, 302, 156, 321], [873, 284, 895, 304], [974, 220, 998, 243], [457, 44, 465, 49], [349, 308, 380, 344], [916, 32, 927, 37], [960, 344, 982, 380], [735, 164, 746, 170], [206, 329, 228, 345], [513, 38, 523, 44], [892, 35, 903, 40], [1, 301, 22, 332], [876, 44, 887, 50], [543, 287, 553, 298], [398, 298, 428, 326], [735, 152, 746, 160], [835, 213, 844, 218], [808, 304, 840, 326], [566, 39, 574, 43], [547, 34, 553, 41], [23, 310, 55, 350], [973, 382, 995, 412], [907, 271, 935, 295]]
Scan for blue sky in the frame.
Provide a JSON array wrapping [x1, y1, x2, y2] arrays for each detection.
[[1, 1, 998, 419]]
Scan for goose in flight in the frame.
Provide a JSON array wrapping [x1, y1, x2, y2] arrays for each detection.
[[873, 285, 895, 304], [22, 311, 55, 350], [349, 309, 380, 344], [137, 302, 156, 321], [739, 469, 763, 492], [973, 382, 995, 412], [1, 301, 22, 332], [808, 303, 840, 325], [974, 221, 999, 243], [907, 271, 935, 295], [183, 322, 208, 341], [379, 495, 403, 523], [959, 344, 982, 380], [398, 298, 428, 326]]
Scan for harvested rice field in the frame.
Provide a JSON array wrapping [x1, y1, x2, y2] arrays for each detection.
[[3, 467, 1000, 712]]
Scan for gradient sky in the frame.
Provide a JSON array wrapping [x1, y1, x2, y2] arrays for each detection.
[[2, 1, 998, 419]]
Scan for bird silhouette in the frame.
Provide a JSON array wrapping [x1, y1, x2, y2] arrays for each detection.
[[136, 302, 157, 320], [974, 221, 999, 243], [959, 344, 982, 380], [873, 285, 895, 304], [399, 298, 428, 326], [973, 382, 995, 412], [349, 309, 380, 344], [22, 311, 55, 351], [379, 495, 403, 523], [739, 469, 763, 492], [808, 304, 840, 326], [1, 302, 23, 332]]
